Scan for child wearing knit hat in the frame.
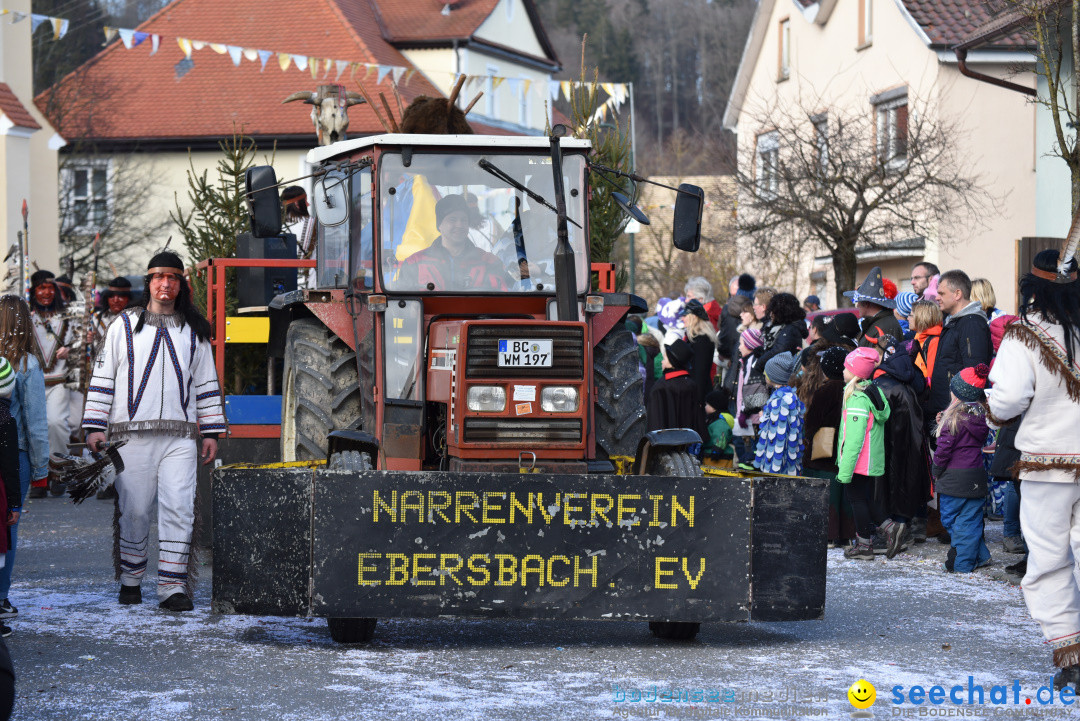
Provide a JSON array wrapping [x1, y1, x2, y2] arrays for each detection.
[[836, 347, 903, 559], [933, 364, 993, 573], [894, 291, 918, 338], [733, 328, 766, 463], [753, 352, 806, 476]]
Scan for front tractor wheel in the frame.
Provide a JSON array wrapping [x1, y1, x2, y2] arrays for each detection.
[[593, 328, 647, 462], [647, 449, 703, 641], [281, 319, 361, 462]]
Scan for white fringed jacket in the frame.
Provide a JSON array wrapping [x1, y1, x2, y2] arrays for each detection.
[[82, 310, 226, 440], [988, 313, 1080, 483]]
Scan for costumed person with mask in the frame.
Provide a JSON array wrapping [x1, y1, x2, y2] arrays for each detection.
[[987, 248, 1080, 691], [90, 277, 134, 501], [82, 251, 225, 612], [844, 267, 903, 347], [28, 270, 79, 498], [646, 337, 706, 442]]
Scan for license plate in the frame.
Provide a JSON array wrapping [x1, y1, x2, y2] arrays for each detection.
[[497, 339, 553, 367]]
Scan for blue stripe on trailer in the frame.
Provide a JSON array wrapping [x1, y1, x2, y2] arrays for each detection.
[[224, 395, 282, 425]]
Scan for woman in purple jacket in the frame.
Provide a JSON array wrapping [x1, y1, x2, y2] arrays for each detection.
[[933, 364, 992, 573]]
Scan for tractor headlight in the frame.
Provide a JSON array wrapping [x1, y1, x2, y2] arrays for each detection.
[[467, 386, 506, 412], [541, 386, 579, 412]]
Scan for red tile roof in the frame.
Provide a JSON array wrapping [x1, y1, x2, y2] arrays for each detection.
[[370, 0, 499, 42], [36, 0, 517, 143], [899, 0, 1033, 49], [0, 83, 42, 130]]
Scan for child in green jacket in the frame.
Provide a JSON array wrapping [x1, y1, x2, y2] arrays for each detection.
[[837, 347, 903, 560]]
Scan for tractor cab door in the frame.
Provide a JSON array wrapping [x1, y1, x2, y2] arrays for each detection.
[[381, 299, 424, 468]]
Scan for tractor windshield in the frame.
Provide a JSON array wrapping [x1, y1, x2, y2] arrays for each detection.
[[379, 151, 589, 294]]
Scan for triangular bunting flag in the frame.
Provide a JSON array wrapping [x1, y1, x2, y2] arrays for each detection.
[[227, 46, 242, 66], [132, 31, 148, 47], [310, 59, 319, 79], [118, 28, 135, 49], [191, 40, 206, 51], [210, 43, 227, 54], [150, 34, 160, 55], [324, 59, 334, 78], [30, 14, 46, 33], [103, 26, 118, 43], [493, 77, 505, 90], [53, 17, 68, 40], [363, 64, 375, 82], [549, 81, 560, 100], [561, 81, 572, 102], [601, 82, 615, 97], [178, 37, 193, 59], [10, 12, 27, 23], [243, 47, 258, 61], [293, 54, 308, 71], [258, 49, 273, 70], [507, 79, 521, 96], [522, 79, 532, 96], [335, 60, 349, 81], [0, 11, 7, 16], [278, 53, 291, 71], [376, 65, 391, 84], [403, 68, 416, 86], [392, 66, 405, 84]]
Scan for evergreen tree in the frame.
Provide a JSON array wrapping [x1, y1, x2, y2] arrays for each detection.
[[171, 131, 276, 393]]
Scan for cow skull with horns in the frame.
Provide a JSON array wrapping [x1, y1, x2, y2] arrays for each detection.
[[282, 84, 367, 146]]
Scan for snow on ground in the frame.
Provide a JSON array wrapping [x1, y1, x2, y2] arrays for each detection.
[[6, 499, 1078, 720]]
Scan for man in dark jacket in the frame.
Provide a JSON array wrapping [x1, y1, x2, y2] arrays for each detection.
[[873, 344, 931, 528], [928, 270, 992, 418], [718, 295, 750, 393], [844, 266, 903, 347]]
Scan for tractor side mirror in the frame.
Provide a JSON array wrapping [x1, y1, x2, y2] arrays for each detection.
[[672, 184, 704, 252], [612, 192, 651, 226], [246, 166, 283, 238], [314, 170, 350, 227]]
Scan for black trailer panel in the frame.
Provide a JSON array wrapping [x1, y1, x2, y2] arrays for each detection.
[[212, 467, 311, 616], [312, 470, 750, 622], [211, 467, 828, 623]]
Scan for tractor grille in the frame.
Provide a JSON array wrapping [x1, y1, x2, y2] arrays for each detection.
[[463, 418, 582, 444], [465, 325, 585, 379]]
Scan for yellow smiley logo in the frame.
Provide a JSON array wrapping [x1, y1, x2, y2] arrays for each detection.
[[848, 679, 876, 709]]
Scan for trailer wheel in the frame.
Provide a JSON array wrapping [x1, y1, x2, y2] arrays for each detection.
[[281, 319, 361, 462], [593, 328, 646, 460], [647, 449, 702, 641], [648, 621, 700, 641], [327, 617, 377, 643]]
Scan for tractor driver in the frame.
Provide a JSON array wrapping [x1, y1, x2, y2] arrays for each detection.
[[397, 194, 509, 292]]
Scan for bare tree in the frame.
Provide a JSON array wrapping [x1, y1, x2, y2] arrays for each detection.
[[38, 66, 171, 277], [730, 95, 990, 306]]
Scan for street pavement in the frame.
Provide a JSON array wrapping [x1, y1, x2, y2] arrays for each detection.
[[5, 495, 1076, 721]]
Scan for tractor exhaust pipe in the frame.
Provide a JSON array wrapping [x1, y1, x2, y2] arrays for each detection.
[[549, 130, 579, 322]]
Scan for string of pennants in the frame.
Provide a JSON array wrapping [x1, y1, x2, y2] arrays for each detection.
[[101, 21, 632, 117], [1, 7, 630, 118], [0, 9, 70, 39]]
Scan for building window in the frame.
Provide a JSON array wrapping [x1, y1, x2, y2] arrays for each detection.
[[756, 131, 779, 198], [63, 161, 109, 232], [858, 0, 873, 47], [812, 114, 828, 177], [778, 18, 791, 80], [485, 64, 499, 118], [875, 94, 908, 168]]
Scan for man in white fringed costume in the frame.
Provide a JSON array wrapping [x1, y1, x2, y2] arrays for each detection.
[[82, 251, 225, 612]]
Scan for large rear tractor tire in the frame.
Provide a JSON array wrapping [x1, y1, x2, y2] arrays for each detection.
[[647, 449, 703, 641], [281, 319, 361, 462], [328, 617, 377, 643], [593, 328, 647, 462]]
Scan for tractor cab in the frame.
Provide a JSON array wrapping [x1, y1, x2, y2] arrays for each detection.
[[270, 134, 667, 474]]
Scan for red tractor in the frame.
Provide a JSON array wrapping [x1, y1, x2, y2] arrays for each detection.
[[212, 130, 827, 643]]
